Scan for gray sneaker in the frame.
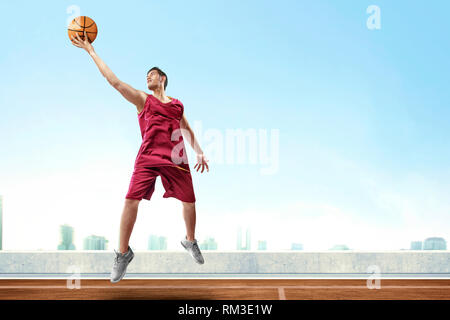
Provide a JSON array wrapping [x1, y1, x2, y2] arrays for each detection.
[[110, 246, 134, 283], [181, 236, 205, 264]]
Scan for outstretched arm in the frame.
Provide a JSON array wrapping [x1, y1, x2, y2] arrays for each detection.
[[70, 30, 147, 112]]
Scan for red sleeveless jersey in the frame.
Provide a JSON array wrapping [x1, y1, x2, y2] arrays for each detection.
[[133, 94, 191, 172]]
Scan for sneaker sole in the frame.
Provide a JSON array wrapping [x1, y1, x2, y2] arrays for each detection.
[[180, 241, 204, 264], [110, 254, 134, 283]]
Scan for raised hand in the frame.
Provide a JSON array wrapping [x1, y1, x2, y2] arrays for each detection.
[[70, 29, 94, 54]]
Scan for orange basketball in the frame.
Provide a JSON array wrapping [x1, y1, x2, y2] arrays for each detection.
[[68, 16, 98, 43]]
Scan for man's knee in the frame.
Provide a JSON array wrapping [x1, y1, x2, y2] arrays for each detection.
[[182, 201, 195, 209], [125, 198, 141, 206]]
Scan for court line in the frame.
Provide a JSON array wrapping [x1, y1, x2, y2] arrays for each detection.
[[278, 288, 286, 300]]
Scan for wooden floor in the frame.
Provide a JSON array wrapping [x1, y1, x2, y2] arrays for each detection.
[[0, 279, 449, 300]]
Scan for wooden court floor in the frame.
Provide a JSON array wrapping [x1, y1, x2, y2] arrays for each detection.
[[0, 279, 449, 300]]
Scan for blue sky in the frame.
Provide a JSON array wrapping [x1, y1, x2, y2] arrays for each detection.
[[0, 0, 449, 251]]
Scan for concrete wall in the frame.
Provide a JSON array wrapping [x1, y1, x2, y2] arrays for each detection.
[[0, 251, 449, 278]]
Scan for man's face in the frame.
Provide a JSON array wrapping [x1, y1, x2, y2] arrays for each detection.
[[147, 70, 164, 90]]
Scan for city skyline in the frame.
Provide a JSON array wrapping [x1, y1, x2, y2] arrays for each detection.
[[25, 221, 449, 252], [0, 194, 447, 251]]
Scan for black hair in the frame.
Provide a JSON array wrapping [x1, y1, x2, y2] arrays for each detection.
[[147, 66, 168, 90]]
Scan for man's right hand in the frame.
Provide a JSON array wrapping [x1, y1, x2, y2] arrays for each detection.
[[71, 29, 94, 54]]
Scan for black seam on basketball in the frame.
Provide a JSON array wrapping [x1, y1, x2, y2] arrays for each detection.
[[85, 22, 96, 28], [83, 17, 89, 41], [73, 18, 83, 28], [68, 29, 96, 33], [73, 17, 95, 28]]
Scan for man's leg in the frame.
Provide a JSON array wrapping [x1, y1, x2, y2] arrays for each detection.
[[180, 200, 204, 264], [119, 198, 141, 253], [121, 166, 158, 253], [182, 201, 196, 241]]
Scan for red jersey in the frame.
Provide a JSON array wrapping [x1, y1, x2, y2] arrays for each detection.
[[133, 94, 191, 172]]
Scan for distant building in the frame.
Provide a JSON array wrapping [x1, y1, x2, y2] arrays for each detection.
[[199, 237, 218, 250], [257, 240, 267, 250], [0, 195, 3, 250], [410, 241, 422, 250], [291, 243, 303, 250], [237, 227, 251, 250], [423, 237, 447, 250], [329, 244, 350, 250], [148, 234, 167, 250], [57, 224, 76, 250], [83, 235, 108, 250]]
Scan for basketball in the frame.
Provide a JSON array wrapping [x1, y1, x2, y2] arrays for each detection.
[[68, 16, 98, 43]]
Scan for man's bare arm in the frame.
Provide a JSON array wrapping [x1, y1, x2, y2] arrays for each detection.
[[71, 31, 147, 112], [180, 113, 203, 155], [88, 51, 147, 111], [180, 113, 210, 173]]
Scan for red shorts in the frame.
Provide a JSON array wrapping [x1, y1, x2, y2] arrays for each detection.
[[125, 166, 196, 203]]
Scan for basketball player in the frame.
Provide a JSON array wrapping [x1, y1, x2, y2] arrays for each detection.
[[71, 30, 209, 283]]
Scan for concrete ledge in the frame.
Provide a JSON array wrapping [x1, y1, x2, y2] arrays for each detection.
[[0, 251, 449, 278]]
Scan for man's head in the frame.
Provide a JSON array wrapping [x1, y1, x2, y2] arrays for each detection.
[[147, 66, 168, 91]]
